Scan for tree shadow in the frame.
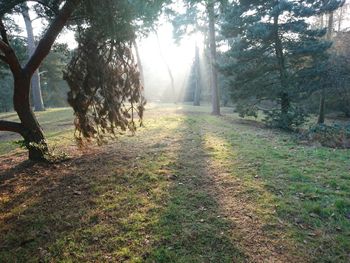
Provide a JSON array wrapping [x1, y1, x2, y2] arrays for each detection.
[[0, 116, 246, 262], [145, 116, 246, 262], [0, 159, 34, 183]]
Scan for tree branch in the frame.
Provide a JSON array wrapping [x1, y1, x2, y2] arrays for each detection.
[[0, 18, 22, 74], [0, 39, 21, 74], [25, 0, 81, 76], [0, 54, 8, 64], [0, 19, 9, 45], [0, 120, 26, 136]]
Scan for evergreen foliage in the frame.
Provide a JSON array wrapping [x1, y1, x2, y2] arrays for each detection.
[[62, 0, 166, 142], [221, 0, 344, 129]]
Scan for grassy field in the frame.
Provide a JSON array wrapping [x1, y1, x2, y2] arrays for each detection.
[[0, 104, 349, 262]]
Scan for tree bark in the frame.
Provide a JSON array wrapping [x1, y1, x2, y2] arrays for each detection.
[[317, 88, 326, 124], [207, 0, 220, 115], [13, 75, 47, 160], [193, 43, 201, 106], [0, 0, 80, 161], [21, 3, 45, 112], [280, 92, 290, 115]]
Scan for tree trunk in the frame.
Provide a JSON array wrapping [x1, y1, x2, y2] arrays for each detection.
[[21, 4, 45, 112], [14, 74, 47, 160], [317, 89, 326, 124], [318, 11, 334, 124], [273, 12, 290, 115], [338, 5, 343, 32], [193, 43, 201, 106], [281, 92, 290, 115], [207, 0, 220, 115], [0, 0, 80, 161], [155, 32, 176, 103], [133, 39, 145, 88]]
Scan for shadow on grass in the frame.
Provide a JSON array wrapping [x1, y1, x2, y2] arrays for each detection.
[[146, 117, 246, 262], [0, 115, 245, 262]]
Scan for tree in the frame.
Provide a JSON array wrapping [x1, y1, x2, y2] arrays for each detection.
[[207, 0, 220, 115], [40, 43, 71, 107], [0, 35, 27, 112], [317, 1, 346, 123], [155, 31, 176, 103], [20, 3, 45, 111], [318, 11, 334, 124], [0, 0, 81, 161], [0, 0, 166, 161], [193, 43, 201, 105], [170, 0, 221, 114], [133, 39, 145, 89], [221, 0, 343, 129], [317, 30, 350, 118]]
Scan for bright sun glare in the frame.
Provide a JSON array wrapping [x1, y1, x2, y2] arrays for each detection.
[[14, 8, 202, 103], [138, 23, 204, 102]]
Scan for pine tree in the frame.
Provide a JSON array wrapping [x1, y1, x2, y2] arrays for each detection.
[[221, 0, 344, 129]]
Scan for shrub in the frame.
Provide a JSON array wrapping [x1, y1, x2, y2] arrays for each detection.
[[263, 106, 308, 131], [302, 124, 350, 148]]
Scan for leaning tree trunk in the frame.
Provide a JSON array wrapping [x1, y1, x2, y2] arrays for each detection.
[[207, 0, 220, 115], [21, 4, 45, 112]]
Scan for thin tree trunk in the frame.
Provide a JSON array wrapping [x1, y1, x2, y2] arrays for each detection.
[[318, 11, 334, 124], [155, 32, 176, 103], [207, 0, 220, 115], [317, 88, 326, 124], [133, 39, 145, 88], [273, 12, 290, 115], [193, 43, 201, 106], [21, 4, 45, 112], [338, 5, 343, 32]]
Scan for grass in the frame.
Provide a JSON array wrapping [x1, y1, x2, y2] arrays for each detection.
[[0, 104, 349, 262], [0, 108, 75, 155]]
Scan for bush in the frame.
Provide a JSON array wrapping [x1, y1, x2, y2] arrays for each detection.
[[302, 124, 350, 148], [235, 103, 258, 118], [263, 106, 308, 131]]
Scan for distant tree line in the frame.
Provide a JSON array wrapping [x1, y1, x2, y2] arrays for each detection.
[[182, 0, 349, 129], [0, 40, 71, 112]]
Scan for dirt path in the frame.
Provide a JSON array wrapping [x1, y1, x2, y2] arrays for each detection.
[[0, 107, 311, 262]]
